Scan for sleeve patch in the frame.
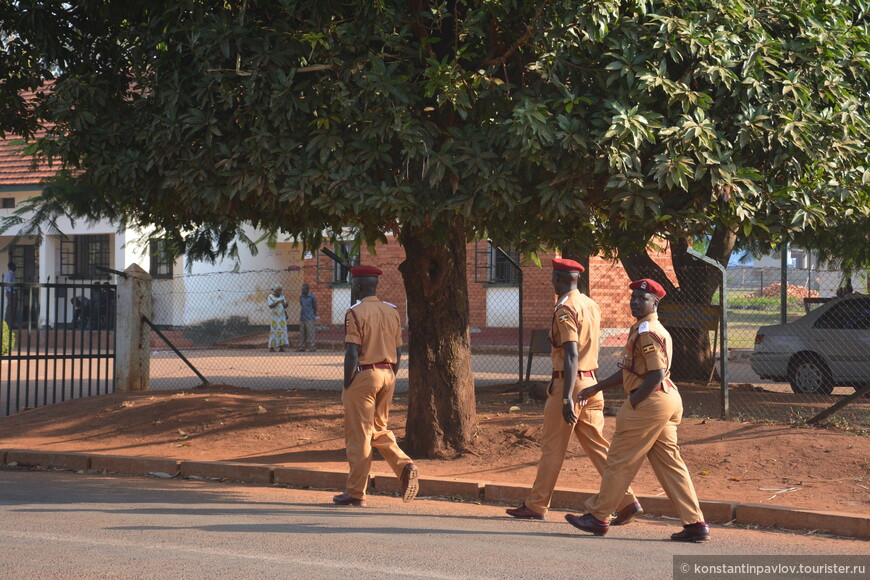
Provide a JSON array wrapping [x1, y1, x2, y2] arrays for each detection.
[[558, 313, 570, 322], [642, 344, 655, 354], [638, 321, 650, 333]]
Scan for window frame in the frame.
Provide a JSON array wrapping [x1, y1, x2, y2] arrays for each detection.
[[149, 239, 174, 279], [488, 247, 521, 286], [319, 241, 360, 286], [60, 234, 111, 280]]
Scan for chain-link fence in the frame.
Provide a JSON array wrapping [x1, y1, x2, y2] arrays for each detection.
[[148, 262, 869, 432]]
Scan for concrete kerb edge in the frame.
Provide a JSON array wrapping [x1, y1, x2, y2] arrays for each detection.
[[0, 449, 866, 540]]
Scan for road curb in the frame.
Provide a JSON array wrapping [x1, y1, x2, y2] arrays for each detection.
[[1, 449, 866, 540], [736, 503, 869, 539]]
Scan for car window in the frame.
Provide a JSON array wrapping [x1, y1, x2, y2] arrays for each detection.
[[814, 298, 870, 330]]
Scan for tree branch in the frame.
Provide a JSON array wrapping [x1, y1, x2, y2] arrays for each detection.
[[482, 0, 551, 67]]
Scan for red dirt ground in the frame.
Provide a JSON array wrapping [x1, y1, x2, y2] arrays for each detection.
[[0, 383, 867, 516]]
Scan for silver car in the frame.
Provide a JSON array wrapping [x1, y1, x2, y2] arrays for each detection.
[[750, 294, 870, 394]]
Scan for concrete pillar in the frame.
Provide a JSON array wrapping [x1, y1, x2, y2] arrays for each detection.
[[116, 264, 152, 392]]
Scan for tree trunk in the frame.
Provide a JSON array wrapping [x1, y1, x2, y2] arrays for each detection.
[[561, 244, 590, 295], [398, 220, 477, 458], [620, 227, 736, 382]]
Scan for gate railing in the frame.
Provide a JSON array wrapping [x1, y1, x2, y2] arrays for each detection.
[[0, 281, 117, 416]]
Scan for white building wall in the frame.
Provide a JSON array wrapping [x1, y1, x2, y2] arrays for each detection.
[[486, 287, 519, 327], [2, 193, 308, 327], [154, 227, 304, 327]]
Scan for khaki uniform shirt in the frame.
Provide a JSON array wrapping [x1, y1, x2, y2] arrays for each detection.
[[550, 289, 601, 372], [344, 296, 403, 365], [620, 312, 672, 395]]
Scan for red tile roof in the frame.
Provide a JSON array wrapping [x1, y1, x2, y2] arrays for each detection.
[[1, 86, 58, 187], [0, 133, 56, 186]]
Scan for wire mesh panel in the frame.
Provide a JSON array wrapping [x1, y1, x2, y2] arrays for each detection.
[[145, 262, 868, 432], [721, 267, 869, 428]]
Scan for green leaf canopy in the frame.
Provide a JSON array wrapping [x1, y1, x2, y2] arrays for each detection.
[[2, 0, 868, 262]]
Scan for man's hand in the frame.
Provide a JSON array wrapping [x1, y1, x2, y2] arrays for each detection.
[[577, 385, 600, 402], [561, 400, 577, 425], [344, 343, 360, 390]]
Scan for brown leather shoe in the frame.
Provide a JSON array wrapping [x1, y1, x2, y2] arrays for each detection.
[[564, 513, 609, 536], [400, 463, 419, 502], [611, 501, 643, 526], [332, 493, 366, 507], [506, 503, 546, 520], [670, 522, 710, 542]]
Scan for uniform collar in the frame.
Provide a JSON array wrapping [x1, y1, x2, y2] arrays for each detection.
[[632, 311, 658, 329], [556, 288, 580, 306]]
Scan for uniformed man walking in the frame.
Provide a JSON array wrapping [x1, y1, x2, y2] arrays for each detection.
[[506, 258, 641, 524], [333, 265, 419, 507], [565, 279, 710, 542]]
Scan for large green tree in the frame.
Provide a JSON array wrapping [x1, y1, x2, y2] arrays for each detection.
[[522, 0, 870, 378], [2, 0, 869, 446], [1, 0, 561, 457]]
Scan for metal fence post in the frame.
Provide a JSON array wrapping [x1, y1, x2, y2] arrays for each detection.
[[116, 264, 151, 392], [781, 245, 788, 324], [720, 267, 728, 419], [686, 249, 728, 418]]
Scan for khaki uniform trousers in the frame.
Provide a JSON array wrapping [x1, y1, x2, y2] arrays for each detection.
[[585, 387, 705, 525], [525, 376, 638, 516], [342, 367, 412, 500]]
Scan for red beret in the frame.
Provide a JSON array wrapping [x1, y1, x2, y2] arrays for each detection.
[[629, 278, 666, 299], [350, 265, 383, 278], [552, 258, 585, 273]]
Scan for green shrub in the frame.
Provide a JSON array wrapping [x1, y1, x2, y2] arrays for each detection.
[[728, 295, 803, 310], [1, 321, 14, 355]]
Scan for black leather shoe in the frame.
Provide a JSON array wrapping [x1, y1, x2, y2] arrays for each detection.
[[564, 513, 609, 536], [611, 502, 643, 526], [333, 493, 366, 507], [400, 463, 419, 502], [671, 522, 710, 542], [506, 503, 546, 520]]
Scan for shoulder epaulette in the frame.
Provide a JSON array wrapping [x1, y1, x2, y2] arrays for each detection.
[[383, 301, 398, 309]]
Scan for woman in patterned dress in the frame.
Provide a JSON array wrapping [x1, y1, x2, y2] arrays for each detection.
[[267, 285, 289, 352]]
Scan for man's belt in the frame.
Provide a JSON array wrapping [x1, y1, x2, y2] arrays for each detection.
[[629, 379, 674, 395], [357, 363, 393, 371], [552, 370, 596, 379]]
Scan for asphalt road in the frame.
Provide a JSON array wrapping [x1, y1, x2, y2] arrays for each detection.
[[1, 469, 866, 580]]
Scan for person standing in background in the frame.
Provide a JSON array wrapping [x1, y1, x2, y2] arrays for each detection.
[[298, 283, 318, 352], [267, 284, 289, 353], [4, 261, 17, 328]]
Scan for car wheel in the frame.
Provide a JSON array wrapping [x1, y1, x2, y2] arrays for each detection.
[[788, 355, 834, 395]]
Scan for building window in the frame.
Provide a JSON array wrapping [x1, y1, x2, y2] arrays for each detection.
[[149, 239, 174, 278], [490, 247, 520, 285], [1, 198, 14, 209], [332, 242, 360, 284], [60, 234, 111, 279]]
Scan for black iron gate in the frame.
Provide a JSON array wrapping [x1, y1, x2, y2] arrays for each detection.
[[0, 281, 116, 416]]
